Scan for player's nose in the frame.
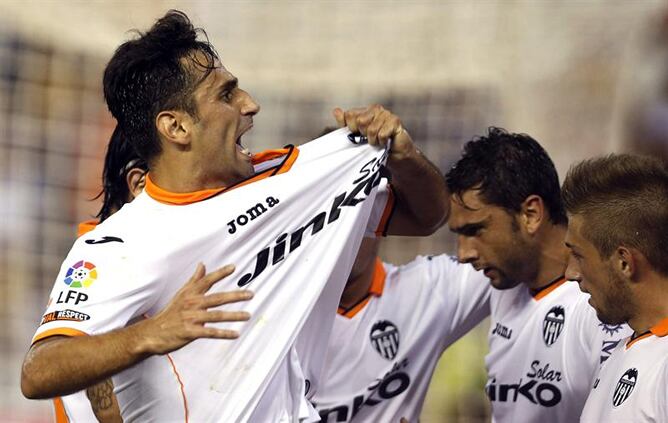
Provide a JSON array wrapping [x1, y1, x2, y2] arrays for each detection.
[[565, 255, 582, 283], [457, 237, 479, 265]]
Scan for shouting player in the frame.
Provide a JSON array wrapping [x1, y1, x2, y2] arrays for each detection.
[[445, 128, 631, 422], [58, 126, 251, 422], [21, 10, 448, 421], [562, 154, 668, 421]]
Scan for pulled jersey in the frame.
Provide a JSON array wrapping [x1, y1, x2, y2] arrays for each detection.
[[486, 279, 632, 422], [580, 317, 668, 422], [33, 129, 393, 422], [313, 255, 491, 422]]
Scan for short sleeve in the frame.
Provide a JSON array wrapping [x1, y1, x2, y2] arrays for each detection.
[[423, 254, 492, 348], [364, 179, 395, 237], [31, 238, 151, 344]]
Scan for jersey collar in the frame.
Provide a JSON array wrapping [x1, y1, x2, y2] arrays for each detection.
[[77, 219, 99, 237], [145, 146, 299, 205], [337, 258, 386, 318], [530, 275, 567, 301], [626, 316, 668, 349]]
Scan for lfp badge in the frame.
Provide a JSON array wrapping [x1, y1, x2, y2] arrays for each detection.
[[64, 260, 98, 288]]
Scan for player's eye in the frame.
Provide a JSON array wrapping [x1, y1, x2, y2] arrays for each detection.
[[220, 91, 233, 102], [460, 226, 483, 237]]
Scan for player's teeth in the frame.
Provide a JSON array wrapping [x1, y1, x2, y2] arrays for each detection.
[[242, 148, 251, 156]]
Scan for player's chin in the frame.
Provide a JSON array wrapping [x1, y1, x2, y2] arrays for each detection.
[[489, 276, 517, 290], [236, 158, 255, 178]]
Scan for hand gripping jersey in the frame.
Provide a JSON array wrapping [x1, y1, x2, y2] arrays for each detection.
[[580, 317, 668, 422], [312, 255, 491, 422], [486, 278, 632, 423], [32, 129, 394, 422]]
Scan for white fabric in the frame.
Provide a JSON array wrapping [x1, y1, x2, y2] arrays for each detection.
[[34, 129, 392, 422], [580, 332, 668, 422], [312, 255, 491, 422], [486, 280, 632, 423]]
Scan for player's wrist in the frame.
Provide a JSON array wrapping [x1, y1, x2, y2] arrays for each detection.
[[125, 318, 162, 357], [388, 130, 418, 163]]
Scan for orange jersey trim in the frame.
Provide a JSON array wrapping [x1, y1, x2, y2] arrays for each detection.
[[53, 397, 69, 423], [338, 258, 386, 318], [31, 327, 88, 345], [374, 186, 395, 237], [531, 276, 567, 301], [650, 316, 668, 337], [166, 353, 189, 423], [626, 332, 652, 349], [77, 219, 98, 237], [145, 147, 299, 205], [626, 316, 668, 349]]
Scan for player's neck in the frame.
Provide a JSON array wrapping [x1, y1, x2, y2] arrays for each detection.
[[339, 260, 377, 310], [627, 274, 668, 334], [150, 156, 239, 192], [528, 224, 569, 291]]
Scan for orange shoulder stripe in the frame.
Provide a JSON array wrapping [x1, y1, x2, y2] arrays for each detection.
[[31, 327, 88, 345]]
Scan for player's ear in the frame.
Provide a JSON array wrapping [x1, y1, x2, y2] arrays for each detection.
[[615, 246, 637, 281], [156, 110, 191, 147], [126, 169, 147, 200], [520, 195, 545, 235]]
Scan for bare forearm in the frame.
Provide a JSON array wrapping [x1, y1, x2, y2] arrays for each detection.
[[387, 146, 449, 235], [21, 322, 151, 399]]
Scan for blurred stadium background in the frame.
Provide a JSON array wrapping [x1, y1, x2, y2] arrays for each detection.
[[1, 1, 666, 421]]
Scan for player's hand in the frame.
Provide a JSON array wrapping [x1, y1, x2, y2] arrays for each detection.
[[137, 263, 253, 355], [333, 104, 416, 161]]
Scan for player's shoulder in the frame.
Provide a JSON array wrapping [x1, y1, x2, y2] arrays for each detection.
[[70, 199, 149, 260], [388, 254, 475, 288]]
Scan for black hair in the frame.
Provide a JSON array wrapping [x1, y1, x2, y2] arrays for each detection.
[[562, 154, 668, 276], [95, 126, 148, 221], [103, 10, 219, 163], [445, 127, 567, 225]]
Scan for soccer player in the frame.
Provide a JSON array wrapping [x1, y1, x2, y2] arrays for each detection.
[[562, 154, 668, 421], [312, 237, 491, 422], [21, 10, 448, 422], [445, 128, 631, 422], [55, 126, 146, 422]]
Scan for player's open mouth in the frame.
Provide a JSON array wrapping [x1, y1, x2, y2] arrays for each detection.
[[236, 124, 253, 157], [236, 136, 251, 157]]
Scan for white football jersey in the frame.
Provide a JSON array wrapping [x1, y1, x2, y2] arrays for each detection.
[[580, 317, 668, 422], [32, 129, 394, 422], [312, 254, 491, 422], [486, 278, 632, 423]]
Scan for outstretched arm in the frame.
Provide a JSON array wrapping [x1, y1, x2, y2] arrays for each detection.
[[21, 264, 252, 399], [334, 105, 449, 236]]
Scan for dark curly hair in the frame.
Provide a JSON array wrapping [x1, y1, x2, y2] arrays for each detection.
[[95, 126, 148, 222], [103, 10, 219, 163], [446, 127, 567, 225]]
